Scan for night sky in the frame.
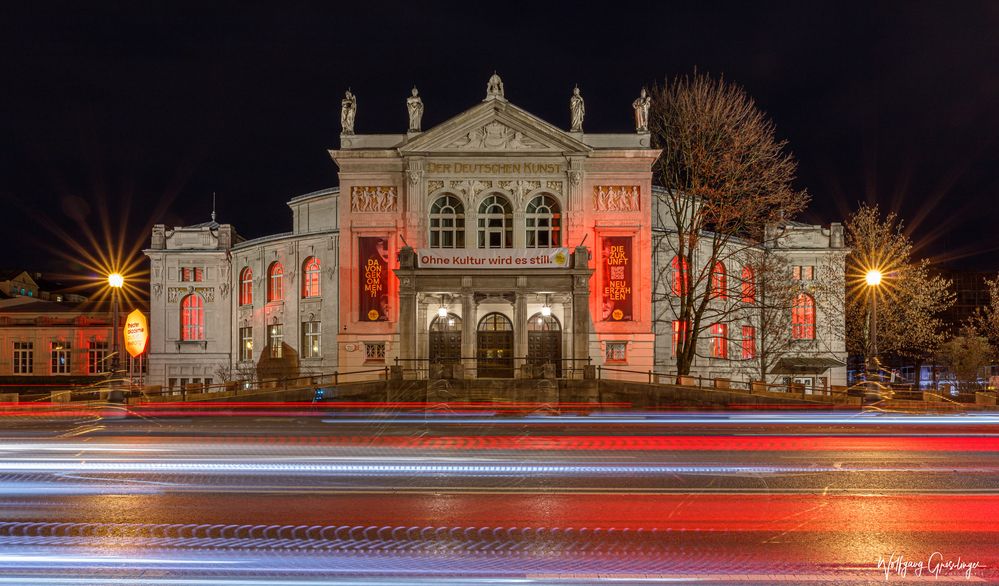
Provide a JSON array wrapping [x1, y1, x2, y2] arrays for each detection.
[[4, 1, 999, 281]]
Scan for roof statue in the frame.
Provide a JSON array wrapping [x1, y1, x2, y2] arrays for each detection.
[[341, 90, 357, 135], [485, 72, 505, 100], [407, 87, 424, 132], [569, 85, 585, 132], [633, 87, 651, 133]]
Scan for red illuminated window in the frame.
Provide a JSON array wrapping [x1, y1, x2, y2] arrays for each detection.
[[302, 257, 321, 298], [742, 325, 756, 360], [180, 294, 205, 341], [741, 266, 755, 303], [710, 323, 728, 359], [267, 262, 283, 302], [671, 256, 690, 296], [792, 293, 816, 339], [239, 267, 253, 306], [710, 261, 727, 299], [671, 320, 690, 356], [180, 267, 203, 282]]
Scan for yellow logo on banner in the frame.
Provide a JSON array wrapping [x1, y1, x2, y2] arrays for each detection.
[[612, 309, 624, 321], [554, 251, 567, 266], [367, 309, 380, 321], [123, 309, 148, 357]]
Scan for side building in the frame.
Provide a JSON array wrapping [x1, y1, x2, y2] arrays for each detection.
[[146, 190, 340, 392]]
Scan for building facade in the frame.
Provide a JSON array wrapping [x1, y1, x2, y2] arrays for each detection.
[[145, 76, 847, 390]]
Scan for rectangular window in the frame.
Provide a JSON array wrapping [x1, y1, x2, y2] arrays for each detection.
[[710, 324, 728, 359], [239, 327, 253, 362], [88, 340, 109, 374], [301, 321, 321, 359], [792, 265, 814, 281], [51, 342, 72, 374], [168, 378, 177, 391], [13, 342, 33, 374], [741, 326, 756, 360], [605, 342, 627, 363], [180, 267, 204, 282], [364, 341, 386, 363], [671, 320, 689, 357], [268, 324, 283, 358]]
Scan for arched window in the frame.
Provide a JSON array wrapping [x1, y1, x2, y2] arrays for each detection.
[[477, 194, 513, 249], [525, 194, 561, 247], [180, 294, 205, 341], [710, 261, 727, 299], [267, 262, 283, 302], [302, 257, 321, 298], [792, 293, 816, 340], [710, 323, 728, 358], [671, 256, 690, 296], [741, 266, 755, 303], [239, 267, 253, 306], [429, 195, 465, 248]]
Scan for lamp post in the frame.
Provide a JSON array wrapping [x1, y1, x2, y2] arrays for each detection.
[[865, 269, 882, 394], [107, 273, 124, 382]]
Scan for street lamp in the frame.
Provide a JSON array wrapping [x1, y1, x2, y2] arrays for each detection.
[[865, 269, 882, 395], [107, 273, 124, 379]]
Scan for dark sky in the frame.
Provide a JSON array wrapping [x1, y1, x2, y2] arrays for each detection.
[[4, 1, 999, 279]]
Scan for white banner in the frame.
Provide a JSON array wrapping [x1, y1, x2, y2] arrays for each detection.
[[417, 248, 570, 269]]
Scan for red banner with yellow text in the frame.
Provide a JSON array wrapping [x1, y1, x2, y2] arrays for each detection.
[[601, 236, 633, 321], [358, 236, 389, 321]]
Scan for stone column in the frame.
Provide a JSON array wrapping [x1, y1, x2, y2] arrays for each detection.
[[514, 291, 528, 377], [416, 299, 428, 366], [396, 247, 418, 365], [461, 292, 476, 377], [562, 296, 573, 372], [572, 246, 592, 365]]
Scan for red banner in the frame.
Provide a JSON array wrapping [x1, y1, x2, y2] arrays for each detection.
[[601, 236, 633, 321], [358, 236, 389, 321]]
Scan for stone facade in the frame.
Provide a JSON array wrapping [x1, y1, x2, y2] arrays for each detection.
[[144, 76, 847, 390]]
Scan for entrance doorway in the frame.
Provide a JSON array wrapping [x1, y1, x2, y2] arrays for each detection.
[[792, 376, 814, 394], [429, 313, 462, 365], [527, 313, 562, 377], [477, 313, 514, 378]]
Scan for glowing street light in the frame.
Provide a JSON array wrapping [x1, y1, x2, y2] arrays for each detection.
[[107, 273, 125, 397], [865, 268, 883, 398]]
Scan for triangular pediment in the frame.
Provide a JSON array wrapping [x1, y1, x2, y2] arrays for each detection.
[[399, 99, 591, 155]]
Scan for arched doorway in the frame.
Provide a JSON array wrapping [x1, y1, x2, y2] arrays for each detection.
[[477, 312, 514, 378], [429, 313, 462, 365], [527, 313, 562, 377]]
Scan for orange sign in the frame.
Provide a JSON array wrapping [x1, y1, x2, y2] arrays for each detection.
[[123, 309, 148, 357]]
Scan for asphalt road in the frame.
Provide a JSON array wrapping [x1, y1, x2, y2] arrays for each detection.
[[0, 407, 997, 584]]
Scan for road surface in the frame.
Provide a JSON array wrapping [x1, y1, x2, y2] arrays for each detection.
[[0, 406, 996, 584]]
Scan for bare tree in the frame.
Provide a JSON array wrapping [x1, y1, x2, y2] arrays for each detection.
[[844, 204, 953, 368], [649, 72, 810, 375]]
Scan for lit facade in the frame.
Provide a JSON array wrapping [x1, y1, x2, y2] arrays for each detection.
[[145, 77, 847, 390]]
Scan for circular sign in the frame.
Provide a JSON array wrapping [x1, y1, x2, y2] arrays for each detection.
[[612, 309, 624, 321], [554, 251, 567, 266], [367, 309, 380, 321]]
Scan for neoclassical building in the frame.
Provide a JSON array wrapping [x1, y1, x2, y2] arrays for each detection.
[[145, 76, 846, 392]]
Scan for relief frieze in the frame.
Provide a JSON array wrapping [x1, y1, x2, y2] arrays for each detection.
[[593, 185, 640, 212], [350, 186, 398, 212]]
